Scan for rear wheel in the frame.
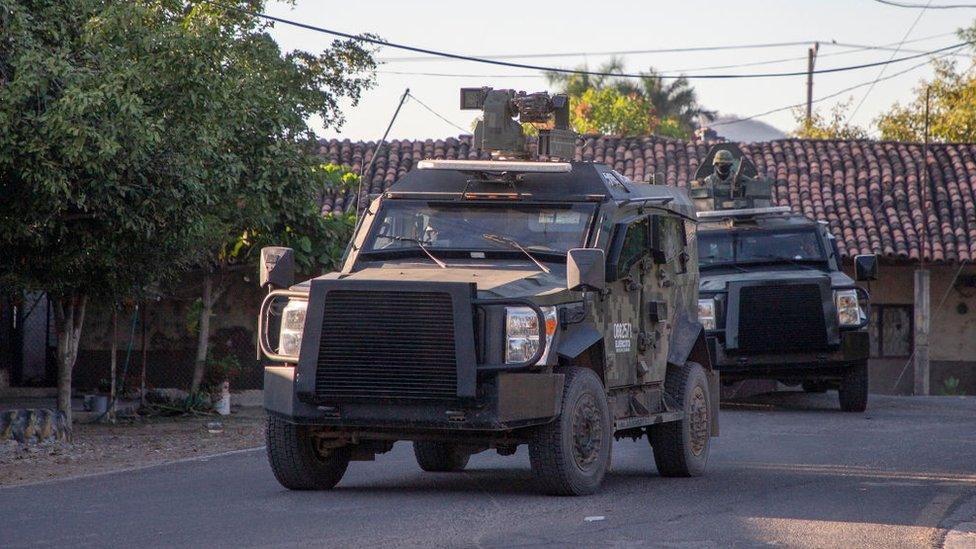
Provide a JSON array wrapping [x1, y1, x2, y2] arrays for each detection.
[[529, 367, 611, 496], [413, 441, 470, 472], [266, 415, 350, 490], [838, 360, 869, 412], [649, 362, 711, 477]]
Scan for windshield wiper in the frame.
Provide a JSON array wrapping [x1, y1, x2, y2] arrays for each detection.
[[482, 233, 551, 274], [374, 234, 448, 269], [745, 254, 826, 271], [699, 257, 750, 273]]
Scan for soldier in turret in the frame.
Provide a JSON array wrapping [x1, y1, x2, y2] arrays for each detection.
[[691, 146, 771, 211]]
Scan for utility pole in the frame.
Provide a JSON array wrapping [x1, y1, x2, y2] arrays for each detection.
[[805, 42, 820, 125], [914, 85, 931, 396]]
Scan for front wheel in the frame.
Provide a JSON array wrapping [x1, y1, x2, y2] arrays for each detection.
[[649, 362, 712, 477], [266, 415, 350, 490], [838, 360, 869, 412], [529, 367, 611, 496]]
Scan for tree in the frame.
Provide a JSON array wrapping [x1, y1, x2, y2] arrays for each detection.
[[187, 163, 360, 394], [876, 59, 976, 142], [0, 0, 374, 420], [791, 99, 869, 140], [546, 58, 714, 138], [875, 23, 976, 142]]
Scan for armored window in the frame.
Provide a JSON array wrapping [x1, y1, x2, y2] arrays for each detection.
[[617, 218, 649, 276], [653, 217, 688, 274]]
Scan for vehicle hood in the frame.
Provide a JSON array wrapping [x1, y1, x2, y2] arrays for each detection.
[[336, 262, 570, 300], [699, 268, 855, 294]]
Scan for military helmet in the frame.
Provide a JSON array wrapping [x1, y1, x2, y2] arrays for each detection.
[[713, 149, 734, 166]]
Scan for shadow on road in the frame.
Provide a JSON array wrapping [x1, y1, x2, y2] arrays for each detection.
[[721, 390, 846, 412]]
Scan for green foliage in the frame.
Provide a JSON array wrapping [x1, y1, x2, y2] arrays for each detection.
[[546, 58, 714, 138], [876, 59, 976, 143], [791, 99, 869, 140], [570, 88, 651, 136], [185, 298, 204, 336], [223, 163, 361, 275], [205, 353, 242, 385], [939, 376, 963, 396], [0, 0, 376, 299]]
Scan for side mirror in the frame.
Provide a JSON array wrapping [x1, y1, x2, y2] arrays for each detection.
[[854, 254, 878, 282], [259, 247, 295, 289], [567, 248, 606, 293]]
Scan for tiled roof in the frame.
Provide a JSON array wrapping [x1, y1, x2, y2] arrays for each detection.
[[318, 135, 976, 264]]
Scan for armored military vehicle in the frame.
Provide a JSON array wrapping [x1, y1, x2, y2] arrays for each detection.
[[255, 88, 716, 496], [691, 144, 878, 412]]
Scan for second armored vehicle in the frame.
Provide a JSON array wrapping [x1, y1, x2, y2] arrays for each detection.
[[692, 145, 878, 412], [255, 89, 717, 495]]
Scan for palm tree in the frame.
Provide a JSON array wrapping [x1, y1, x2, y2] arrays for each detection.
[[546, 58, 715, 136]]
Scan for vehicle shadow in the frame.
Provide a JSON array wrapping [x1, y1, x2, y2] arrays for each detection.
[[721, 390, 846, 413]]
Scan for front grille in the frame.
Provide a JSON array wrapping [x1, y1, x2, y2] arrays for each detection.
[[314, 290, 458, 400], [735, 284, 828, 353]]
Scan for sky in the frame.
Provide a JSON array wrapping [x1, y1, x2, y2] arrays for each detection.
[[265, 0, 976, 142]]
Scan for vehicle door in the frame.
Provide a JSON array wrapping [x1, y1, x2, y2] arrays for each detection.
[[604, 216, 649, 389]]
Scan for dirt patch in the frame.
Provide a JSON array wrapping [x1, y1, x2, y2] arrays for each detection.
[[0, 407, 265, 487]]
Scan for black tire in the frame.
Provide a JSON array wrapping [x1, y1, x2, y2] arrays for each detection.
[[838, 360, 869, 412], [413, 441, 470, 472], [802, 381, 828, 393], [529, 367, 611, 496], [266, 415, 350, 490], [649, 362, 711, 477]]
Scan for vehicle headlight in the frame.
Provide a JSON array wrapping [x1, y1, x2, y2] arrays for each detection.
[[835, 289, 863, 327], [505, 306, 557, 364], [278, 299, 308, 358], [698, 298, 717, 330]]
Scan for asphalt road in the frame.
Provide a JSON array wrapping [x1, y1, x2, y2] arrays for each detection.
[[2, 393, 975, 548]]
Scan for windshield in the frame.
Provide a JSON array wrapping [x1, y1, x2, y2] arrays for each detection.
[[364, 201, 596, 255], [697, 228, 826, 269]]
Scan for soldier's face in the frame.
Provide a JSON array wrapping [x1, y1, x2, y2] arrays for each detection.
[[716, 163, 731, 178]]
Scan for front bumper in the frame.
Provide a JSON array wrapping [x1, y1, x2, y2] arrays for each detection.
[[265, 366, 564, 431], [706, 330, 869, 380]]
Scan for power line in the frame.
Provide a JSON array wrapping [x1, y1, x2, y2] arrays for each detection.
[[376, 37, 966, 80], [873, 0, 976, 8], [406, 93, 470, 134], [209, 1, 970, 80], [711, 45, 966, 128], [379, 32, 957, 64], [380, 41, 831, 63], [849, 0, 932, 120]]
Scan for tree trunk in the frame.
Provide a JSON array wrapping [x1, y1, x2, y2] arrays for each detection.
[[190, 272, 225, 394], [109, 306, 118, 422], [53, 292, 88, 425]]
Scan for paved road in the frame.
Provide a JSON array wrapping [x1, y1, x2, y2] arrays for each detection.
[[2, 394, 975, 548]]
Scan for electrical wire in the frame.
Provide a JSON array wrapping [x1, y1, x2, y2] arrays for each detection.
[[849, 0, 933, 120], [379, 32, 959, 65], [873, 0, 976, 8], [711, 44, 966, 127], [207, 1, 970, 80], [407, 93, 470, 134], [379, 41, 834, 63], [376, 35, 965, 80]]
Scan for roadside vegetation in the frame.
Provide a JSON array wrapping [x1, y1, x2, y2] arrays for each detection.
[[0, 0, 376, 422]]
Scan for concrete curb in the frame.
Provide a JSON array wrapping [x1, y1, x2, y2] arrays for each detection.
[[943, 521, 976, 549]]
